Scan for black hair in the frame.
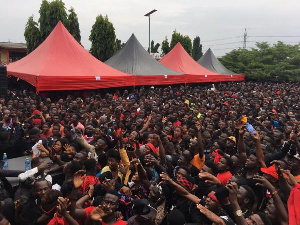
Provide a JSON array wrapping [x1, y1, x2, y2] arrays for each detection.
[[0, 129, 10, 141], [177, 166, 191, 175], [106, 149, 121, 161], [64, 125, 73, 132], [33, 178, 51, 190], [256, 212, 272, 225], [205, 160, 219, 175], [155, 122, 164, 130], [223, 155, 233, 169], [69, 160, 82, 176], [105, 189, 120, 199], [29, 127, 40, 136], [230, 176, 247, 186], [41, 189, 62, 207], [217, 140, 226, 151], [60, 181, 73, 197], [84, 158, 97, 172], [31, 157, 43, 167], [99, 171, 113, 182], [241, 185, 255, 206]]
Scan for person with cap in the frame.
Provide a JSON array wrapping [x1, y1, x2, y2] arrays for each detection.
[[226, 136, 237, 156], [127, 199, 157, 225]]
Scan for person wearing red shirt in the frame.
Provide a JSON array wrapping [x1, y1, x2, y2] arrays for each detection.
[[217, 156, 233, 185]]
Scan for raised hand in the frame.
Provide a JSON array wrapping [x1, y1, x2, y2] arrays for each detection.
[[239, 126, 247, 135], [87, 185, 94, 199], [253, 175, 275, 191], [57, 197, 70, 216], [37, 161, 52, 172], [226, 182, 239, 203], [160, 172, 173, 184], [90, 205, 110, 221], [73, 170, 86, 189]]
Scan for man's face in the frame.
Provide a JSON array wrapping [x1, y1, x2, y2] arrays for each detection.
[[53, 116, 60, 124], [34, 181, 50, 199], [73, 153, 84, 164], [101, 193, 119, 216], [205, 192, 219, 212], [29, 134, 39, 144]]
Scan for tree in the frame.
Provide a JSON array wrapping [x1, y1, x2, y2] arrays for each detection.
[[192, 36, 203, 61], [116, 39, 125, 51], [150, 40, 160, 53], [26, 0, 81, 53], [89, 15, 116, 61], [47, 0, 68, 32], [38, 0, 50, 40], [220, 41, 300, 81], [170, 30, 192, 55], [67, 7, 81, 43], [161, 36, 170, 55], [24, 16, 41, 54]]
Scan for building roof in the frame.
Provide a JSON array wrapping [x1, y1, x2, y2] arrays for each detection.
[[0, 42, 27, 50]]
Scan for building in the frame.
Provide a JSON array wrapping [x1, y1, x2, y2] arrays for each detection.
[[0, 42, 27, 65]]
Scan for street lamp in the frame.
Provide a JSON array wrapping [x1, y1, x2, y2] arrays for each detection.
[[144, 9, 157, 53]]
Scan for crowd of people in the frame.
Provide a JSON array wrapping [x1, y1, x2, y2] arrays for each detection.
[[0, 81, 299, 225]]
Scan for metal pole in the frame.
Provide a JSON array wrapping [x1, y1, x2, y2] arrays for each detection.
[[148, 15, 151, 53]]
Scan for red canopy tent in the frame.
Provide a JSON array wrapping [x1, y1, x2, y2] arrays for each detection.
[[7, 21, 134, 92], [159, 43, 244, 83]]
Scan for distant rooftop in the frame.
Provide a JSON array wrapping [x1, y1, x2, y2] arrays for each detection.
[[0, 42, 27, 50]]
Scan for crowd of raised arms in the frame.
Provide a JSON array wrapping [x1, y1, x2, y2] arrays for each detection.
[[0, 81, 299, 225]]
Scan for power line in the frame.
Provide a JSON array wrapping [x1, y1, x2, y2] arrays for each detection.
[[201, 36, 242, 42], [205, 41, 243, 47], [249, 35, 300, 38]]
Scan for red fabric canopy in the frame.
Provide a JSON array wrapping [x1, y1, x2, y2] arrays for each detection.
[[7, 21, 134, 92], [159, 43, 244, 83]]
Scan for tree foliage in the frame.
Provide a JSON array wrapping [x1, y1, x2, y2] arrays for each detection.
[[67, 7, 81, 43], [150, 40, 160, 53], [192, 36, 203, 61], [161, 36, 170, 55], [89, 15, 116, 61], [116, 39, 125, 51], [38, 0, 50, 40], [220, 41, 300, 81], [25, 0, 81, 53], [24, 16, 41, 54], [170, 30, 192, 55]]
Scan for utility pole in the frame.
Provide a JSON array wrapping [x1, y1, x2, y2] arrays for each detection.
[[144, 9, 157, 53], [243, 28, 247, 49]]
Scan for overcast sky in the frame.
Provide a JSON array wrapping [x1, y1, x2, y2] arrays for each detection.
[[1, 0, 300, 56]]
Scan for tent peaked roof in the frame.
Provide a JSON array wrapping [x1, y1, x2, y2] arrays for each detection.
[[198, 48, 235, 75], [159, 43, 219, 75], [105, 34, 180, 75], [7, 21, 133, 92]]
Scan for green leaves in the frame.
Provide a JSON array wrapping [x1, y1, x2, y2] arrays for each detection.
[[161, 36, 170, 55], [192, 36, 202, 61], [67, 7, 81, 44], [25, 0, 81, 54], [89, 15, 116, 61], [220, 42, 300, 82], [170, 30, 192, 55], [24, 16, 41, 54]]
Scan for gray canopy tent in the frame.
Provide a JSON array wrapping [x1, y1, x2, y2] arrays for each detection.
[[197, 48, 235, 75], [105, 34, 184, 86]]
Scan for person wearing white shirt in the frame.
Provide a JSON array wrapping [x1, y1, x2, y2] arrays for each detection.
[[18, 157, 52, 184]]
